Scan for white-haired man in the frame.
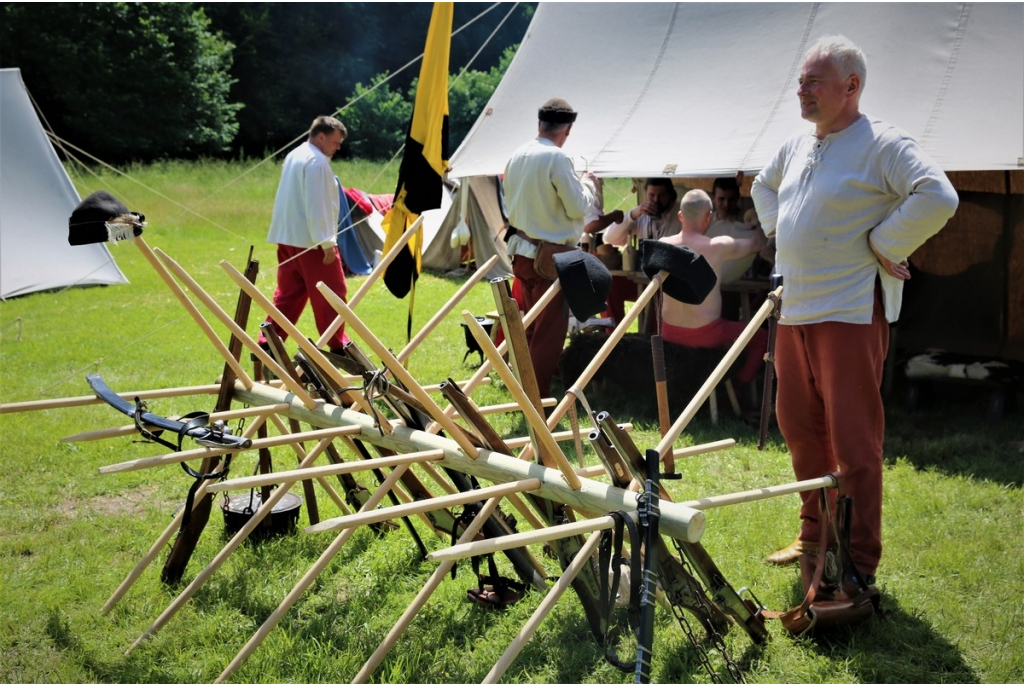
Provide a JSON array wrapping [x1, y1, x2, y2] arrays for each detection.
[[751, 35, 959, 584]]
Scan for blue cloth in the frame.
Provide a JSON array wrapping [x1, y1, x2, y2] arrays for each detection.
[[335, 177, 374, 275]]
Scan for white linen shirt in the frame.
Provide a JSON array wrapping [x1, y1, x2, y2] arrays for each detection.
[[504, 137, 596, 258], [267, 141, 339, 248], [603, 200, 681, 247], [751, 115, 958, 324]]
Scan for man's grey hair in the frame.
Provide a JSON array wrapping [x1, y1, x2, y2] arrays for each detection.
[[805, 34, 867, 87], [680, 189, 712, 221]]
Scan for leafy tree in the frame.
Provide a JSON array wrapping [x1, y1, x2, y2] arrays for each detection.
[[342, 45, 516, 161], [0, 3, 240, 163], [341, 73, 414, 161]]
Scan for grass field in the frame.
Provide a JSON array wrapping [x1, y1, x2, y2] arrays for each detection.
[[1, 160, 1021, 684]]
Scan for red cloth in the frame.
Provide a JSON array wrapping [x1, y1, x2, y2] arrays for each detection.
[[605, 275, 655, 333], [512, 255, 567, 397], [661, 318, 768, 386], [775, 286, 888, 576], [259, 244, 351, 351], [343, 187, 374, 215]]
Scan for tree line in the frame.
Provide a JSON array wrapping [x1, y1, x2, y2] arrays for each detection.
[[0, 2, 534, 164]]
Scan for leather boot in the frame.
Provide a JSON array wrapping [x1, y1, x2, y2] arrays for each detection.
[[765, 538, 819, 566]]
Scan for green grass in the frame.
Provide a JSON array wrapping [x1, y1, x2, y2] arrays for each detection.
[[1, 161, 1022, 684]]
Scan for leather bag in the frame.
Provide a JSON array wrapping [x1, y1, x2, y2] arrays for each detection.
[[535, 241, 575, 281]]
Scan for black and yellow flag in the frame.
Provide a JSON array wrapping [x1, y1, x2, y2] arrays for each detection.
[[381, 2, 452, 304]]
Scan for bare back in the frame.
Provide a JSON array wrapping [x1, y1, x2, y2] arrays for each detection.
[[660, 230, 764, 328]]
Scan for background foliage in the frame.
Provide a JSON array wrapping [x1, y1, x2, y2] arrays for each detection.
[[0, 2, 533, 163]]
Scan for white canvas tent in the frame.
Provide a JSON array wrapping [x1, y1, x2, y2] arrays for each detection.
[[448, 2, 1024, 361], [1, 68, 129, 300], [450, 2, 1023, 178]]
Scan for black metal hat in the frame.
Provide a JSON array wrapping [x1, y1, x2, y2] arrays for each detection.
[[538, 98, 578, 124], [68, 190, 145, 245], [639, 240, 717, 304], [553, 250, 612, 321]]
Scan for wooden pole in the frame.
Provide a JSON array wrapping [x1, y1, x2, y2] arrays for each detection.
[[214, 465, 410, 684], [483, 530, 605, 684], [231, 381, 705, 543], [99, 416, 269, 614], [126, 434, 340, 654], [134, 237, 254, 389], [679, 474, 838, 511], [306, 478, 541, 533], [315, 282, 480, 458], [154, 248, 319, 409], [98, 425, 361, 475], [219, 260, 383, 422], [351, 496, 503, 684], [461, 311, 582, 490], [516, 272, 668, 466], [429, 510, 638, 563], [207, 450, 445, 492], [672, 439, 736, 459], [425, 278, 563, 436], [315, 216, 424, 347], [654, 286, 782, 459], [396, 254, 499, 364], [0, 384, 223, 415]]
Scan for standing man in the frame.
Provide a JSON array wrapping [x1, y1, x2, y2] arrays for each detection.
[[751, 36, 958, 583], [504, 98, 597, 396], [260, 116, 351, 353], [659, 189, 768, 390]]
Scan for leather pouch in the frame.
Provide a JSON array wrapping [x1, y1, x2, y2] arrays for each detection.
[[534, 241, 575, 281]]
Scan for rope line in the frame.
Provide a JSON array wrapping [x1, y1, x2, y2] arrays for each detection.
[[19, 2, 518, 396]]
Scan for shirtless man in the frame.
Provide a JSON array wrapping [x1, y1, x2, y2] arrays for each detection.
[[660, 189, 768, 388]]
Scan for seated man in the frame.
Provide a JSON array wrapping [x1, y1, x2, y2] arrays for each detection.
[[660, 189, 769, 392], [602, 178, 681, 327], [707, 175, 760, 285]]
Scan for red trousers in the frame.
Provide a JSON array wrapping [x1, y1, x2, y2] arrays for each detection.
[[512, 254, 567, 397], [775, 287, 888, 575], [661, 318, 768, 385], [605, 275, 655, 332], [261, 244, 350, 351]]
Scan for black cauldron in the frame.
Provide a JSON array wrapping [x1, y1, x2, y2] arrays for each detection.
[[221, 491, 302, 541]]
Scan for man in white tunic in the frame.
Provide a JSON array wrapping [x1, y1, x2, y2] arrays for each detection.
[[260, 116, 351, 353], [751, 36, 958, 582], [504, 98, 597, 396]]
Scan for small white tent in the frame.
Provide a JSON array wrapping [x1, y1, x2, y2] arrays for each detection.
[[450, 3, 1023, 178], [1, 68, 128, 300]]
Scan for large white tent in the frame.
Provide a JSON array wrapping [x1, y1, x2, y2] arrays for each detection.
[[0, 68, 129, 300], [450, 2, 1023, 179]]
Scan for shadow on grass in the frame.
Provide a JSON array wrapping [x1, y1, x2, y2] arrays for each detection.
[[776, 579, 978, 683], [884, 379, 1022, 487]]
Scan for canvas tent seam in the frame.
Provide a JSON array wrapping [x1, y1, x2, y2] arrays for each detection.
[[592, 3, 681, 171], [738, 3, 819, 172], [919, 2, 970, 150]]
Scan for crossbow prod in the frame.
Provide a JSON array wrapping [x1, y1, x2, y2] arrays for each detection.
[[87, 373, 252, 451]]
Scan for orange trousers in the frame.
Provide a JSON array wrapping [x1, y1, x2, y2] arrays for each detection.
[[512, 254, 567, 397], [775, 287, 888, 576]]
